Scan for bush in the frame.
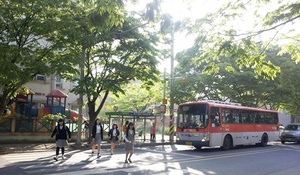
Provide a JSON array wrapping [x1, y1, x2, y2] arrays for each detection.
[[138, 130, 143, 136], [42, 113, 66, 123]]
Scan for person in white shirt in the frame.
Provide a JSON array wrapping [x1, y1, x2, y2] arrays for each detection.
[[124, 122, 135, 163], [108, 123, 120, 155], [91, 118, 103, 158]]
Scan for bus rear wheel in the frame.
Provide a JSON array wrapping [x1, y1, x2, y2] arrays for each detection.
[[260, 133, 268, 147], [222, 135, 232, 151]]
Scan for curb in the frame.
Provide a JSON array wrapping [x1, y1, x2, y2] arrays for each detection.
[[0, 141, 175, 154], [70, 141, 175, 150]]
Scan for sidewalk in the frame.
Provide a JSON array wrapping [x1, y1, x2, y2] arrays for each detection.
[[0, 139, 174, 154]]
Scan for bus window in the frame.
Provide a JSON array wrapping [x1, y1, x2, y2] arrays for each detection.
[[241, 111, 250, 123], [272, 113, 278, 124], [248, 111, 256, 123], [222, 109, 233, 123], [177, 104, 208, 129], [178, 114, 186, 129], [231, 110, 240, 123], [210, 107, 220, 127]]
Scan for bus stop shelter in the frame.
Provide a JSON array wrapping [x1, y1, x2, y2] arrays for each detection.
[[105, 112, 160, 142]]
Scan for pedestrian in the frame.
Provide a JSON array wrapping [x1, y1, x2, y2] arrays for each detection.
[[51, 118, 71, 161], [83, 121, 89, 141], [108, 123, 120, 155], [124, 122, 135, 163], [150, 122, 156, 142], [91, 118, 103, 158]]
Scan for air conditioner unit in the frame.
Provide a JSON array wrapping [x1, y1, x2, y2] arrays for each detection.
[[56, 83, 63, 89]]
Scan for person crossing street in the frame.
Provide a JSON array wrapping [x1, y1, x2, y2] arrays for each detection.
[[51, 119, 71, 161]]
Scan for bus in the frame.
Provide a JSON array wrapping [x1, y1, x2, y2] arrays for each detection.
[[176, 100, 279, 150]]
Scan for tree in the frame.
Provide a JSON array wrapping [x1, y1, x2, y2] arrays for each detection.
[[57, 0, 162, 141], [106, 82, 163, 113], [180, 0, 299, 80], [0, 0, 77, 116], [175, 44, 300, 116]]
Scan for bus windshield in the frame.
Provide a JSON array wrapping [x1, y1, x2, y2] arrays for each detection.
[[177, 104, 208, 129]]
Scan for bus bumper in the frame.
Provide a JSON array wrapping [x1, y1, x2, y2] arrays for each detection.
[[176, 140, 209, 147]]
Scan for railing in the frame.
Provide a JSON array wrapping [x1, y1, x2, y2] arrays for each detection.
[[0, 118, 11, 132], [35, 119, 53, 132], [15, 118, 33, 132], [0, 117, 82, 133]]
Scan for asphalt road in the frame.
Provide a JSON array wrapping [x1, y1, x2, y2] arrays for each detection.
[[0, 141, 299, 175]]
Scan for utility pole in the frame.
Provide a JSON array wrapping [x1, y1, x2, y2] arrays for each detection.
[[161, 68, 166, 142], [169, 24, 175, 142]]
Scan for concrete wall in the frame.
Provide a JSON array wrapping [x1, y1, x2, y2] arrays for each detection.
[[0, 132, 80, 143]]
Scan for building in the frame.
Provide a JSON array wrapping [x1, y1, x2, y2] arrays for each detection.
[[25, 74, 88, 119]]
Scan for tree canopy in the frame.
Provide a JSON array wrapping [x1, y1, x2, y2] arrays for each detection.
[[179, 0, 299, 79], [171, 0, 300, 116], [0, 0, 163, 120], [106, 82, 163, 113], [0, 0, 79, 115]]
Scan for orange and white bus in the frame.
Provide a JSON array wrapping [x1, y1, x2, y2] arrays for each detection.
[[176, 100, 279, 150]]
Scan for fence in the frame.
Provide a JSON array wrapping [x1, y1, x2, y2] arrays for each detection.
[[0, 117, 86, 133]]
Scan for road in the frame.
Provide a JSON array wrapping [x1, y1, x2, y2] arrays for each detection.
[[0, 141, 299, 175]]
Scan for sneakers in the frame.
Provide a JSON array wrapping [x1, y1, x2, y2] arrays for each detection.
[[97, 153, 101, 158], [128, 158, 132, 163], [53, 155, 64, 161], [110, 151, 114, 155], [125, 160, 128, 163]]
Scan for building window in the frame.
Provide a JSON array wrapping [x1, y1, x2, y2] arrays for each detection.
[[35, 74, 46, 82], [56, 75, 61, 83], [56, 83, 63, 89]]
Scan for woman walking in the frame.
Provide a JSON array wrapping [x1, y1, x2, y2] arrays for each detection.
[[124, 122, 135, 163], [108, 123, 120, 155], [91, 118, 103, 158], [51, 119, 71, 161]]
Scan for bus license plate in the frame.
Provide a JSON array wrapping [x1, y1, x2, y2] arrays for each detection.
[[185, 142, 192, 145]]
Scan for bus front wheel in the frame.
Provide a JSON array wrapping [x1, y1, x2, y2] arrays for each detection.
[[260, 133, 268, 147], [222, 135, 232, 151], [194, 146, 202, 150]]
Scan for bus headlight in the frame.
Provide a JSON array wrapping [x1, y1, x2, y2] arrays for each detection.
[[201, 132, 210, 141]]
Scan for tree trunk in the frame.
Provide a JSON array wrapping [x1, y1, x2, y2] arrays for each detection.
[[0, 91, 9, 116], [86, 90, 110, 143], [87, 102, 96, 144]]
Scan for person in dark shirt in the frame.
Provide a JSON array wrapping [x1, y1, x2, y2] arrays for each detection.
[[83, 121, 90, 141], [91, 118, 103, 158], [108, 123, 120, 155], [51, 119, 71, 161]]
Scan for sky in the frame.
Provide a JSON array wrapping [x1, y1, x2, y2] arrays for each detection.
[[122, 0, 216, 73], [127, 0, 290, 73], [156, 0, 218, 73]]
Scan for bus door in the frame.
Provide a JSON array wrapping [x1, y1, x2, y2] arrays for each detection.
[[209, 107, 222, 147]]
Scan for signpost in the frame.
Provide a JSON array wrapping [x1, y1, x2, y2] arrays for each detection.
[[160, 104, 166, 142]]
